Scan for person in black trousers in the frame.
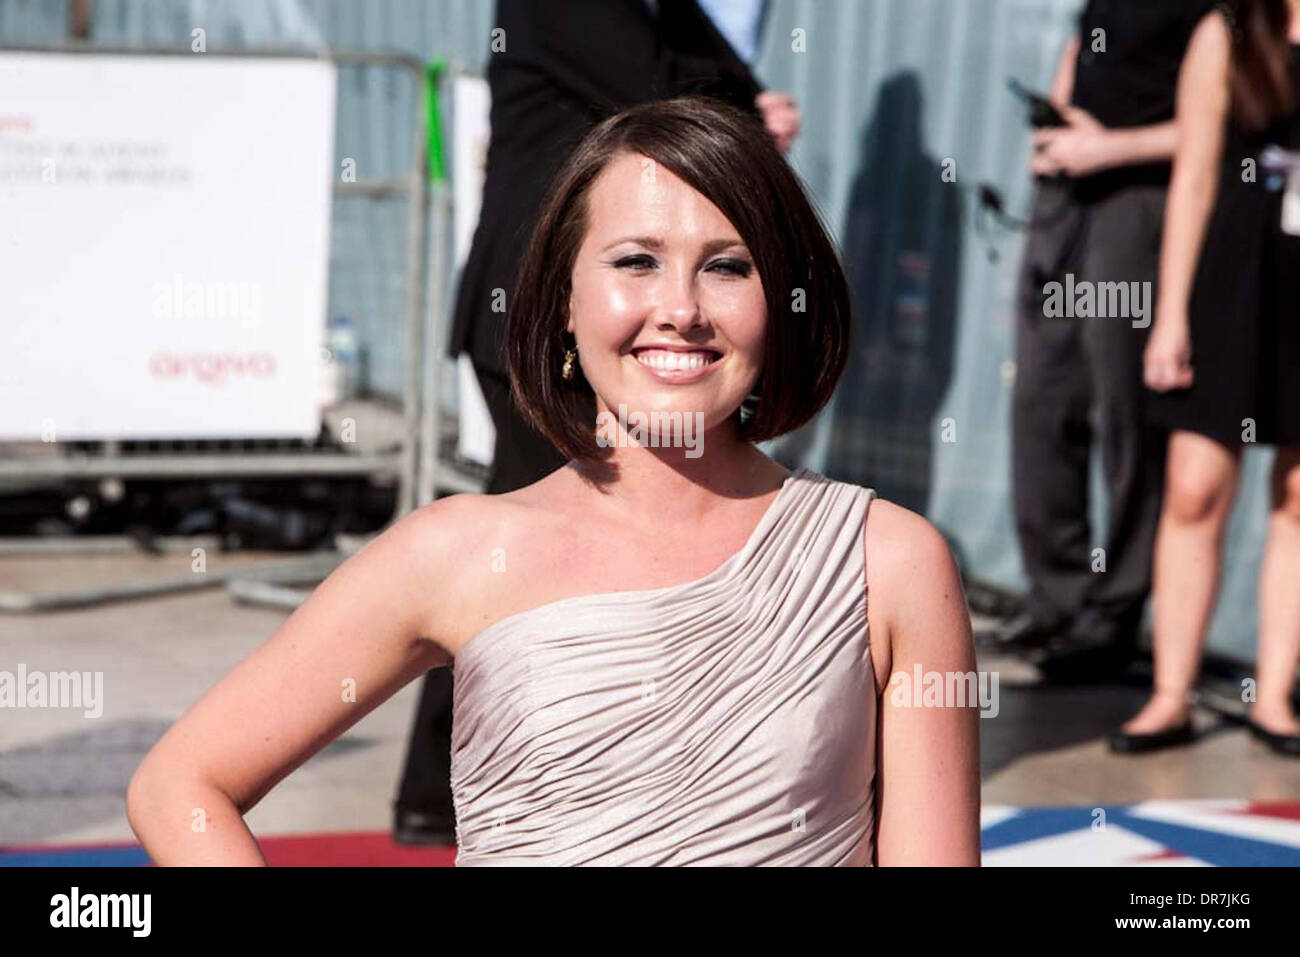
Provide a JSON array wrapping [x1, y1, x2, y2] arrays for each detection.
[[394, 0, 797, 844], [998, 0, 1214, 682]]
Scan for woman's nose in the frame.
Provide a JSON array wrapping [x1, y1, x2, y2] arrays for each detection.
[[656, 267, 701, 329]]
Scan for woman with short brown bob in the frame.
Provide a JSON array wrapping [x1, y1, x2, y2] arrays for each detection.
[[127, 96, 980, 866]]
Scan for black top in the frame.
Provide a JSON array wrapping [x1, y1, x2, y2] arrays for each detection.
[[1069, 0, 1216, 197], [447, 0, 764, 376]]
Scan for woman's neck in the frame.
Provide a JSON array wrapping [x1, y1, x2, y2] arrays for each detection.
[[572, 422, 784, 523]]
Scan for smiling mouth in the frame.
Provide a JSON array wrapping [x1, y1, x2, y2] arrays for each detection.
[[630, 348, 722, 372]]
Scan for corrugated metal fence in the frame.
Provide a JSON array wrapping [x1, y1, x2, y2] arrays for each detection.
[[0, 0, 1274, 662]]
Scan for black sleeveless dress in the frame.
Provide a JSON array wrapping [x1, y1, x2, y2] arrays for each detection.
[[1148, 44, 1300, 449]]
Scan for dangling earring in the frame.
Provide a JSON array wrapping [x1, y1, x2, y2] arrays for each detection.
[[561, 346, 577, 381]]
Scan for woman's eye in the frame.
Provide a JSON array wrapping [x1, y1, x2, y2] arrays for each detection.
[[611, 255, 751, 277], [708, 258, 753, 278]]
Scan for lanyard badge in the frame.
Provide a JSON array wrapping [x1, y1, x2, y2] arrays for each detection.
[[1260, 144, 1300, 235], [1284, 166, 1300, 236]]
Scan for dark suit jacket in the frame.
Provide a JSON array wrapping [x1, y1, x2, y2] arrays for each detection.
[[447, 0, 765, 376]]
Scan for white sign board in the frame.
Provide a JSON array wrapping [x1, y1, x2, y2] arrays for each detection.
[[0, 52, 336, 439], [450, 73, 496, 467]]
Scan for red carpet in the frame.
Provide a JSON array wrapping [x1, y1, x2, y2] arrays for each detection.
[[0, 832, 458, 867]]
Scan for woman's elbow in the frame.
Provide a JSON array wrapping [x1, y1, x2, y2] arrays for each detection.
[[125, 756, 168, 839], [125, 751, 211, 838]]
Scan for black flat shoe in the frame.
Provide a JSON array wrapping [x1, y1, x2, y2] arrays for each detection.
[[1108, 720, 1195, 754], [1247, 720, 1300, 757]]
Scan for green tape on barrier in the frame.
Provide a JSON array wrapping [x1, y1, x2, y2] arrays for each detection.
[[424, 60, 447, 183]]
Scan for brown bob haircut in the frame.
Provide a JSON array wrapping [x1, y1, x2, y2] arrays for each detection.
[[507, 94, 851, 462]]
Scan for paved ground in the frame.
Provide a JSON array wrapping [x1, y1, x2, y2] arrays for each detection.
[[2, 550, 1299, 864], [0, 549, 417, 848]]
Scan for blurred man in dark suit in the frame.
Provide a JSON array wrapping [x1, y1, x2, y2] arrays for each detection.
[[395, 0, 799, 844]]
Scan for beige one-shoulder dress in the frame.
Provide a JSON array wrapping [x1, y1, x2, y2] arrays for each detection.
[[450, 467, 877, 865]]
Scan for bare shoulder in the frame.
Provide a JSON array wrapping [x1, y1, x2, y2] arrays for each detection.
[[1192, 5, 1232, 51], [363, 490, 500, 572], [340, 494, 493, 621], [1185, 7, 1232, 74], [862, 496, 971, 675], [385, 470, 581, 653], [863, 496, 960, 595], [384, 472, 570, 564], [320, 482, 541, 662]]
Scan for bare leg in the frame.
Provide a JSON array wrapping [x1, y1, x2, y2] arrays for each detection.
[[1121, 431, 1240, 734], [1250, 448, 1300, 735]]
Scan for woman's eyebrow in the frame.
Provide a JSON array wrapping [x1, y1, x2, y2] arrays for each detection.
[[601, 236, 748, 254], [700, 238, 749, 256], [603, 235, 665, 252]]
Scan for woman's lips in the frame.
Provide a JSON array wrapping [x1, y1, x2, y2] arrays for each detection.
[[630, 348, 721, 383]]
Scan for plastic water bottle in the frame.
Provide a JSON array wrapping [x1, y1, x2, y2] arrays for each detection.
[[326, 315, 361, 402]]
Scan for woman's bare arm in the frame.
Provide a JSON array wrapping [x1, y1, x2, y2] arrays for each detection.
[[125, 497, 471, 865], [1049, 33, 1080, 107], [1155, 12, 1232, 326], [1145, 11, 1232, 391], [867, 500, 981, 866]]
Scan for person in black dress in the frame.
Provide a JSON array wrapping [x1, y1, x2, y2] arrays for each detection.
[[1118, 0, 1300, 754], [395, 0, 800, 842]]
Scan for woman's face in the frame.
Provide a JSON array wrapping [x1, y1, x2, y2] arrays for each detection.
[[567, 151, 767, 441]]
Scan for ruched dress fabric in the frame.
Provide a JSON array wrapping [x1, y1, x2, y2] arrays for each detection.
[[449, 467, 877, 866]]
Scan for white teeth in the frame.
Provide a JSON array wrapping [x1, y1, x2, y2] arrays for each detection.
[[634, 350, 718, 371]]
